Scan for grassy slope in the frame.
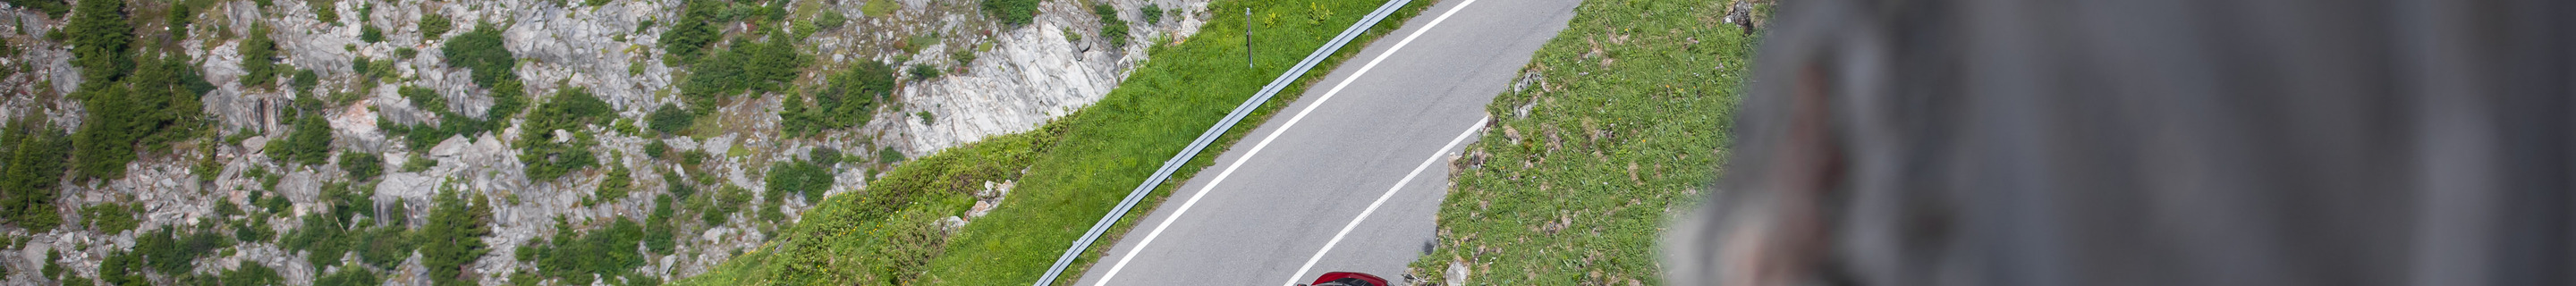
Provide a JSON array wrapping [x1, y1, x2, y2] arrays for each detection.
[[674, 0, 1431, 284], [1402, 0, 1750, 284]]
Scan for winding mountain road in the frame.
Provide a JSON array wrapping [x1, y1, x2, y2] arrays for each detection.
[[1072, 0, 1582, 284]]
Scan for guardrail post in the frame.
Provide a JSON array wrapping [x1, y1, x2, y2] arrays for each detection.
[[1246, 8, 1255, 69]]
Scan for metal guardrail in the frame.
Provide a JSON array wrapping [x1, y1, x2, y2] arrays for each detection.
[[1031, 0, 1421, 284]]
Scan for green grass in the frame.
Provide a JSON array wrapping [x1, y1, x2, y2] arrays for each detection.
[[673, 0, 1431, 284], [726, 144, 752, 158], [861, 0, 896, 18], [1400, 0, 1750, 284]]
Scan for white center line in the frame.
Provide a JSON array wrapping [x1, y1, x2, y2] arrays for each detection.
[[1277, 116, 1487, 286], [1089, 0, 1487, 283]]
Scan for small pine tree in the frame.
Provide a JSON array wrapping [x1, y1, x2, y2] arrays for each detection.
[[421, 189, 492, 286]]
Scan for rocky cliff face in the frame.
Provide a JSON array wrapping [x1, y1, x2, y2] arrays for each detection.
[[0, 0, 1207, 283]]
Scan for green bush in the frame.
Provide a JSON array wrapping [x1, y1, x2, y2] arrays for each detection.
[[419, 14, 453, 39], [326, 182, 373, 223], [310, 0, 340, 24], [360, 24, 385, 42], [523, 88, 614, 137], [235, 215, 276, 243], [781, 62, 893, 137], [529, 219, 648, 284], [356, 1, 373, 21], [953, 46, 979, 66], [351, 56, 375, 77], [764, 160, 833, 200], [386, 199, 411, 221], [1092, 4, 1129, 46], [519, 88, 613, 181], [597, 165, 634, 202], [82, 203, 139, 233], [404, 154, 437, 172], [291, 69, 320, 91], [443, 23, 517, 88], [521, 133, 598, 182], [663, 170, 696, 199], [716, 2, 752, 21], [682, 149, 709, 166], [283, 214, 352, 267], [242, 24, 282, 88], [645, 139, 672, 160], [4, 0, 68, 17], [99, 249, 146, 285], [699, 185, 750, 225], [646, 195, 678, 253], [1142, 4, 1162, 24], [908, 63, 940, 80], [817, 10, 847, 29], [222, 262, 283, 285], [217, 261, 280, 286], [660, 0, 724, 62], [267, 112, 335, 166], [980, 0, 1038, 26], [679, 31, 806, 105], [314, 267, 380, 286], [402, 85, 449, 114], [391, 81, 522, 152], [137, 227, 233, 274], [877, 146, 903, 164], [485, 80, 531, 117], [41, 249, 61, 280], [809, 147, 841, 165], [612, 118, 640, 135], [757, 196, 785, 221], [648, 104, 695, 135], [215, 199, 242, 217], [197, 148, 224, 182], [357, 224, 416, 267], [762, 0, 788, 21], [340, 152, 382, 181], [292, 90, 325, 117]]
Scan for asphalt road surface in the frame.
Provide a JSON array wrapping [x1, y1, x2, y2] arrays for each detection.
[[1073, 0, 1581, 284]]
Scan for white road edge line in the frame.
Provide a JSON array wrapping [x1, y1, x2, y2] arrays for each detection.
[[1089, 0, 1486, 283], [1278, 116, 1487, 286]]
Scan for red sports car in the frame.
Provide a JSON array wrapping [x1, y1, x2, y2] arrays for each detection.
[[1303, 272, 1390, 286]]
